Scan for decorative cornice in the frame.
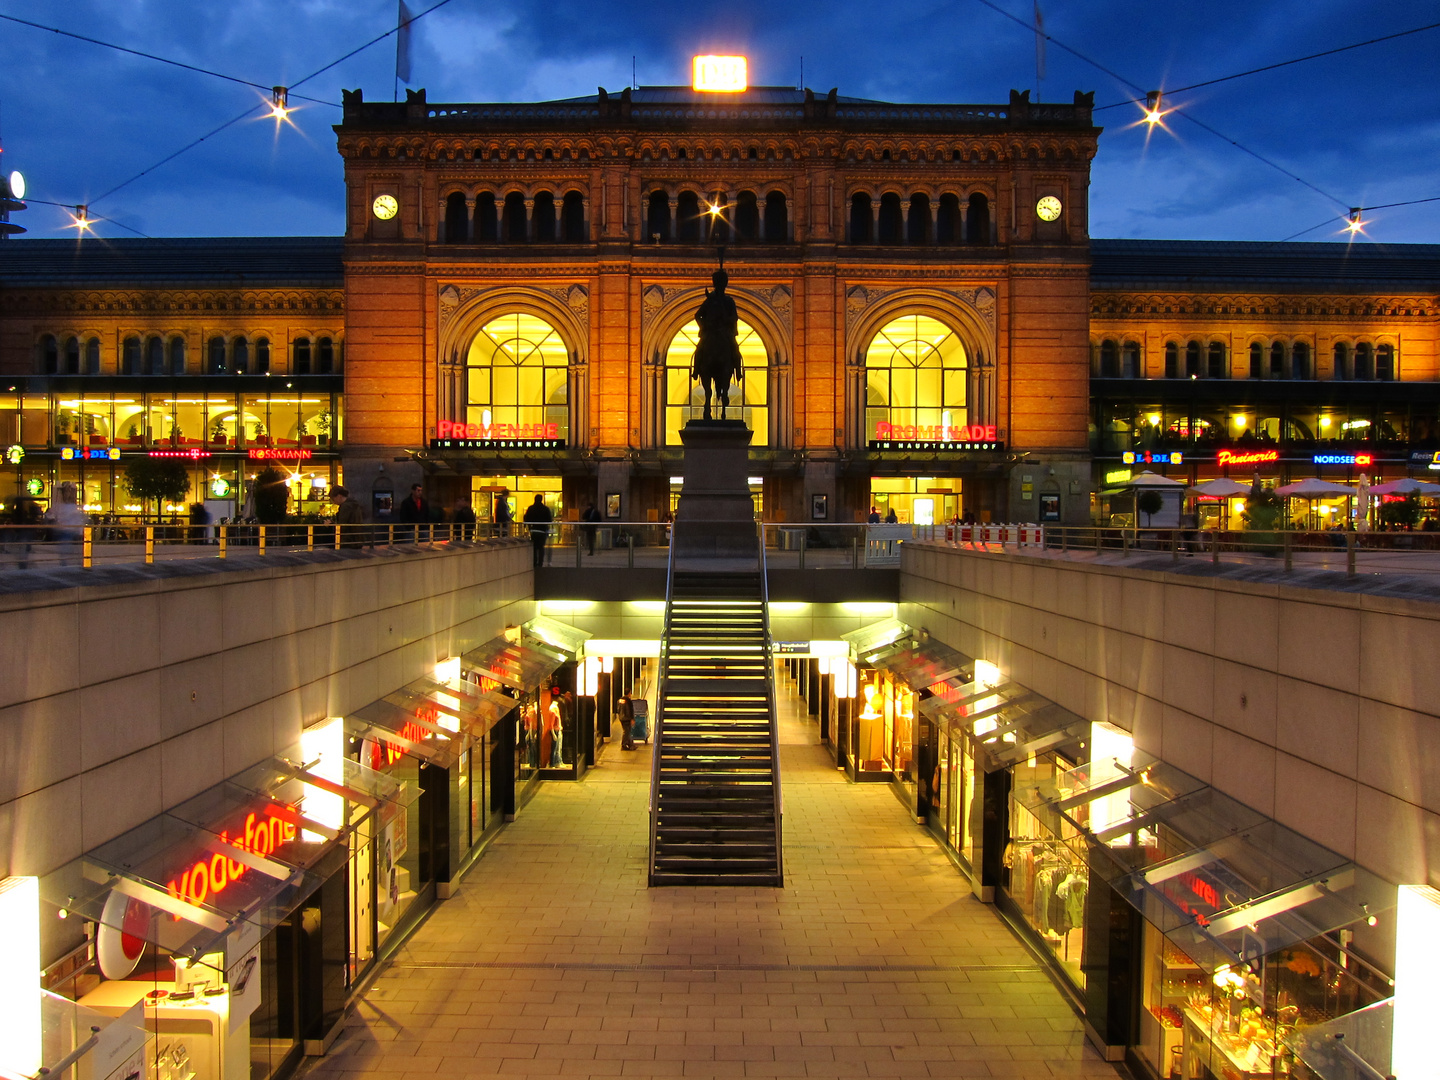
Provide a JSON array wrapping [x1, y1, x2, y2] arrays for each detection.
[[1091, 291, 1437, 320], [0, 286, 344, 317]]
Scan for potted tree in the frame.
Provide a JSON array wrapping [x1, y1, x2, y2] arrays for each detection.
[[122, 457, 191, 535]]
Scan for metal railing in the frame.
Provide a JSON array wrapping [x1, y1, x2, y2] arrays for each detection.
[[646, 520, 680, 876], [756, 519, 784, 884]]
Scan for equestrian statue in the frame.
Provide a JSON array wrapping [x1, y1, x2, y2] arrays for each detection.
[[690, 255, 744, 421]]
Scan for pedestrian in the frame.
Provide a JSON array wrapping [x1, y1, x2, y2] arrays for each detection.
[[867, 505, 881, 523], [580, 499, 601, 555], [522, 493, 552, 568], [188, 501, 211, 544], [884, 507, 898, 524], [45, 482, 86, 566], [397, 483, 428, 542], [962, 508, 977, 525], [494, 493, 512, 538], [333, 484, 365, 548], [452, 497, 477, 541], [616, 692, 635, 751]]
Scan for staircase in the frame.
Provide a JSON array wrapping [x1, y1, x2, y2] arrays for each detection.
[[648, 556, 783, 886]]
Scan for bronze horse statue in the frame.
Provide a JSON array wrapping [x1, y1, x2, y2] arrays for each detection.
[[691, 268, 743, 420]]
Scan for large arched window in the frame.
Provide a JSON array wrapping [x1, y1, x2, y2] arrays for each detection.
[[466, 313, 570, 441], [864, 315, 968, 442], [663, 318, 769, 446]]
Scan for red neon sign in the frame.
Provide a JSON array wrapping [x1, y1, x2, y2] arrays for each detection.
[[1218, 449, 1279, 468], [148, 449, 211, 460], [874, 422, 997, 442], [164, 807, 298, 911], [248, 448, 314, 461], [437, 421, 560, 440]]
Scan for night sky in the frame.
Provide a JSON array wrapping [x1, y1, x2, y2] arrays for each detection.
[[1, 0, 1437, 244]]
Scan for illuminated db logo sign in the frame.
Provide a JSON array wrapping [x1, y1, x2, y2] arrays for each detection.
[[692, 55, 747, 92]]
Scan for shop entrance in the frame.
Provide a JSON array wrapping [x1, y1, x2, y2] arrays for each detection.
[[868, 477, 961, 524], [472, 474, 563, 531]]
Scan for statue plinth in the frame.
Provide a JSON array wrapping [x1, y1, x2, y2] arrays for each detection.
[[673, 419, 756, 558]]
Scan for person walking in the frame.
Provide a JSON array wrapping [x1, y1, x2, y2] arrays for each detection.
[[452, 497, 477, 540], [333, 484, 365, 547], [616, 692, 635, 751], [523, 493, 552, 568], [397, 483, 428, 542], [867, 506, 881, 523], [45, 482, 86, 566], [580, 499, 602, 555], [494, 493, 512, 538]]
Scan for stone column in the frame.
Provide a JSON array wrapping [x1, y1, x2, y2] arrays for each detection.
[[465, 197, 476, 242], [523, 198, 536, 242], [870, 198, 880, 244]]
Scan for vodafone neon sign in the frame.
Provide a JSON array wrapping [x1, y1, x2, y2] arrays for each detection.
[[1217, 449, 1279, 468], [164, 808, 298, 912]]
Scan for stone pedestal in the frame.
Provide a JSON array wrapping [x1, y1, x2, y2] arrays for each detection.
[[674, 419, 756, 557]]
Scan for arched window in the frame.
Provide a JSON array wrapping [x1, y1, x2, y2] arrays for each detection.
[[1355, 342, 1373, 380], [1250, 342, 1264, 379], [864, 315, 968, 444], [146, 336, 165, 376], [292, 337, 312, 375], [936, 194, 960, 244], [1098, 340, 1120, 378], [849, 193, 872, 243], [664, 318, 768, 445], [1165, 342, 1179, 379], [877, 193, 903, 243], [206, 336, 226, 374], [168, 337, 186, 375], [254, 338, 269, 375], [965, 193, 990, 244], [1207, 342, 1225, 379], [676, 191, 701, 242], [906, 194, 931, 244], [125, 337, 144, 375], [735, 191, 759, 242], [444, 192, 468, 243], [561, 191, 585, 242], [1186, 341, 1201, 378], [647, 191, 671, 242], [1376, 343, 1395, 381], [764, 191, 787, 242], [475, 192, 498, 241], [1292, 342, 1310, 380], [63, 336, 81, 375], [1270, 342, 1286, 379], [466, 313, 570, 441], [502, 192, 527, 241], [39, 334, 58, 374], [532, 191, 556, 242], [317, 337, 335, 374], [232, 337, 249, 375], [1122, 341, 1141, 378], [85, 338, 101, 375], [1332, 342, 1350, 380]]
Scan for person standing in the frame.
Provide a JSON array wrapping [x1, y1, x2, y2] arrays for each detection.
[[45, 482, 86, 566], [452, 497, 477, 541], [522, 493, 552, 568], [884, 507, 898, 524], [580, 499, 602, 556], [397, 483, 428, 542], [867, 506, 881, 523], [494, 493, 512, 538], [616, 692, 635, 751], [333, 485, 365, 547]]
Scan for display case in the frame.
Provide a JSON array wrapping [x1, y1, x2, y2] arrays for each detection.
[[1137, 924, 1207, 1079]]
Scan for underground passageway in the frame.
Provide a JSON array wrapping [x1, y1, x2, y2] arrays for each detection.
[[299, 682, 1119, 1080]]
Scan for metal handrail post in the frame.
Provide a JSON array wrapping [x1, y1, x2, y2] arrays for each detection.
[[388, 524, 395, 547], [259, 524, 267, 556], [82, 526, 92, 569], [628, 532, 635, 568], [1283, 531, 1292, 572], [1347, 530, 1357, 577], [1171, 529, 1179, 562], [333, 523, 340, 551], [307, 524, 314, 552], [1212, 529, 1220, 564], [798, 530, 806, 570], [756, 519, 783, 884], [219, 524, 227, 559], [145, 526, 155, 565], [575, 527, 582, 567]]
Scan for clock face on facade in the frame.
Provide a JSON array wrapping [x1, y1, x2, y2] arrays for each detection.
[[1036, 195, 1063, 222], [372, 194, 398, 220]]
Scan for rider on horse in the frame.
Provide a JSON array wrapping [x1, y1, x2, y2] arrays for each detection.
[[691, 268, 744, 420]]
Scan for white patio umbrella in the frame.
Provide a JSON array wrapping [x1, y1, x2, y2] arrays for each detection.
[[1275, 478, 1354, 531], [1128, 471, 1186, 487], [1189, 478, 1250, 498], [1356, 473, 1370, 533], [1368, 477, 1440, 496]]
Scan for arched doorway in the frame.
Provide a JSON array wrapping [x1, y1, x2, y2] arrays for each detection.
[[662, 318, 770, 446]]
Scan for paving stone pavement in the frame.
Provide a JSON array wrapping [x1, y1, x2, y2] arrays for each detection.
[[301, 679, 1123, 1080]]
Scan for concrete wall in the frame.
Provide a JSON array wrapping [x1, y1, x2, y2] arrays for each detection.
[[900, 542, 1440, 892], [0, 541, 533, 879]]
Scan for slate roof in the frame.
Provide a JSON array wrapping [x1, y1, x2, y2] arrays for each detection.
[[1091, 238, 1440, 290], [0, 237, 344, 286]]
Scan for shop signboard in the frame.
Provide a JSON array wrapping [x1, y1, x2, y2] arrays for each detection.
[[148, 448, 210, 459], [60, 446, 121, 460], [1312, 452, 1373, 466], [248, 448, 314, 461], [1217, 449, 1278, 468], [869, 422, 1001, 452], [433, 421, 564, 450], [775, 641, 809, 654], [1123, 451, 1183, 465]]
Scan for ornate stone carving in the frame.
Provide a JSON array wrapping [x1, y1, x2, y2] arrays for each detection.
[[642, 285, 666, 311], [768, 284, 792, 330]]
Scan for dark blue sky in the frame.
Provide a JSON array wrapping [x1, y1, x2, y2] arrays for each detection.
[[2, 0, 1437, 243]]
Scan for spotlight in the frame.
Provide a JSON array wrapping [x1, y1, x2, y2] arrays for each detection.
[[68, 205, 92, 233], [1143, 90, 1166, 127], [270, 86, 291, 121], [1346, 207, 1365, 235]]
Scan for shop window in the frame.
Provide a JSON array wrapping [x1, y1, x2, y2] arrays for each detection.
[[906, 193, 931, 244], [734, 190, 759, 242], [664, 317, 769, 445], [1377, 343, 1395, 380], [168, 336, 186, 375], [1292, 341, 1310, 380], [849, 192, 872, 243], [317, 337, 335, 375], [474, 191, 498, 241], [764, 191, 787, 242], [466, 312, 570, 442], [502, 192, 527, 241], [532, 190, 556, 242], [146, 335, 164, 376], [293, 337, 312, 375], [125, 336, 144, 375], [676, 190, 701, 242], [1098, 339, 1120, 378], [254, 337, 270, 375], [38, 334, 58, 374], [1185, 340, 1201, 378], [1165, 342, 1179, 379], [1206, 342, 1225, 379], [877, 193, 903, 243], [443, 191, 468, 243], [936, 193, 960, 244], [561, 190, 585, 242], [85, 337, 101, 375], [1122, 340, 1141, 378], [864, 314, 968, 444], [965, 193, 990, 244], [646, 190, 671, 241], [63, 336, 81, 375], [1355, 342, 1374, 380]]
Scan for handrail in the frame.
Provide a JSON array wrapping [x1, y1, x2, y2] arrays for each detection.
[[646, 518, 679, 876], [756, 521, 784, 883]]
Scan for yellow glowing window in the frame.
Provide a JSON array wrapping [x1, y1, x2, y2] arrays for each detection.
[[692, 55, 747, 93], [864, 315, 967, 442], [664, 318, 768, 445], [467, 313, 569, 440]]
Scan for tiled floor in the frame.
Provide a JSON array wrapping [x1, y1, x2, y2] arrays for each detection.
[[302, 675, 1121, 1080]]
